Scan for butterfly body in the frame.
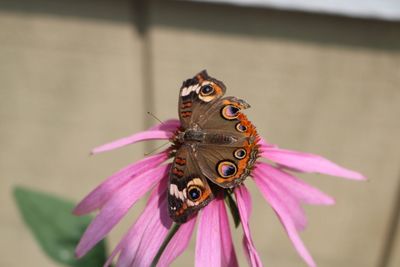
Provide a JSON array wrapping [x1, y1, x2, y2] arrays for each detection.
[[175, 128, 239, 146], [168, 70, 259, 223]]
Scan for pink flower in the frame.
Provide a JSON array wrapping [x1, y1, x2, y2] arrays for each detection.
[[74, 119, 364, 267]]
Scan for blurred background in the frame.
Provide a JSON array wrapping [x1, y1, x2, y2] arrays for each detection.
[[1, 0, 400, 266]]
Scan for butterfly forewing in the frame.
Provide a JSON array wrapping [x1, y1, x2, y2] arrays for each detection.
[[178, 70, 226, 128]]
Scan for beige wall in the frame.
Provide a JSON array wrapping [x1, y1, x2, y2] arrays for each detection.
[[1, 0, 400, 266], [0, 0, 147, 266]]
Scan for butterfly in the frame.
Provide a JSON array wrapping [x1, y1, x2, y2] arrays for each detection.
[[168, 70, 259, 223]]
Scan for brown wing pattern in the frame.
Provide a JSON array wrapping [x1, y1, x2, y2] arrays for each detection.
[[168, 145, 214, 223], [169, 70, 259, 223], [178, 70, 226, 129], [196, 97, 259, 188]]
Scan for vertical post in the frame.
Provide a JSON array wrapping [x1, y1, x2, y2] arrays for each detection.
[[378, 173, 400, 267], [132, 0, 154, 130]]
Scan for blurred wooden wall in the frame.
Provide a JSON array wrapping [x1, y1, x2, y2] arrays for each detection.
[[1, 0, 399, 266]]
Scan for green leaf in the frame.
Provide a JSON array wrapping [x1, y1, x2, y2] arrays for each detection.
[[13, 186, 107, 267]]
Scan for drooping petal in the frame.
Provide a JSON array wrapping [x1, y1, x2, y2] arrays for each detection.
[[92, 120, 179, 155], [148, 119, 180, 132], [253, 168, 307, 231], [157, 216, 197, 267], [196, 197, 238, 267], [74, 151, 169, 215], [255, 162, 335, 206], [103, 177, 169, 266], [91, 130, 173, 154], [75, 164, 171, 258], [195, 200, 221, 267], [219, 198, 239, 267], [234, 186, 263, 267], [254, 163, 335, 231], [115, 177, 177, 267], [104, 241, 122, 267], [253, 174, 317, 267], [253, 167, 308, 231], [260, 147, 365, 180]]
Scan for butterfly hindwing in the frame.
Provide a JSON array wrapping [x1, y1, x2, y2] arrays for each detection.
[[196, 137, 258, 188], [168, 145, 214, 223]]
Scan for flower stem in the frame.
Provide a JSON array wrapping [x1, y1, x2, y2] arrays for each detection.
[[225, 191, 241, 228], [150, 223, 181, 267]]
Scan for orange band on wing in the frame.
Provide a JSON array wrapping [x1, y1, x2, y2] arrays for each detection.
[[216, 114, 259, 185]]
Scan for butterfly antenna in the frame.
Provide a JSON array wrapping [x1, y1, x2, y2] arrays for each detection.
[[144, 141, 170, 156], [147, 111, 164, 125]]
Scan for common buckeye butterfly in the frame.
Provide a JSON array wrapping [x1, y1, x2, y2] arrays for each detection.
[[168, 70, 259, 223]]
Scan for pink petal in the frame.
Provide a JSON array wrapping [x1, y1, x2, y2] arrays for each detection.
[[104, 241, 122, 267], [102, 174, 170, 266], [253, 167, 307, 231], [91, 130, 173, 154], [74, 151, 169, 215], [234, 186, 263, 267], [117, 177, 172, 267], [105, 178, 168, 267], [253, 173, 317, 267], [219, 198, 239, 267], [75, 164, 170, 258], [148, 119, 180, 132], [260, 147, 365, 180], [195, 201, 221, 267], [255, 162, 335, 206], [257, 136, 277, 149], [158, 216, 197, 267], [196, 197, 237, 267]]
